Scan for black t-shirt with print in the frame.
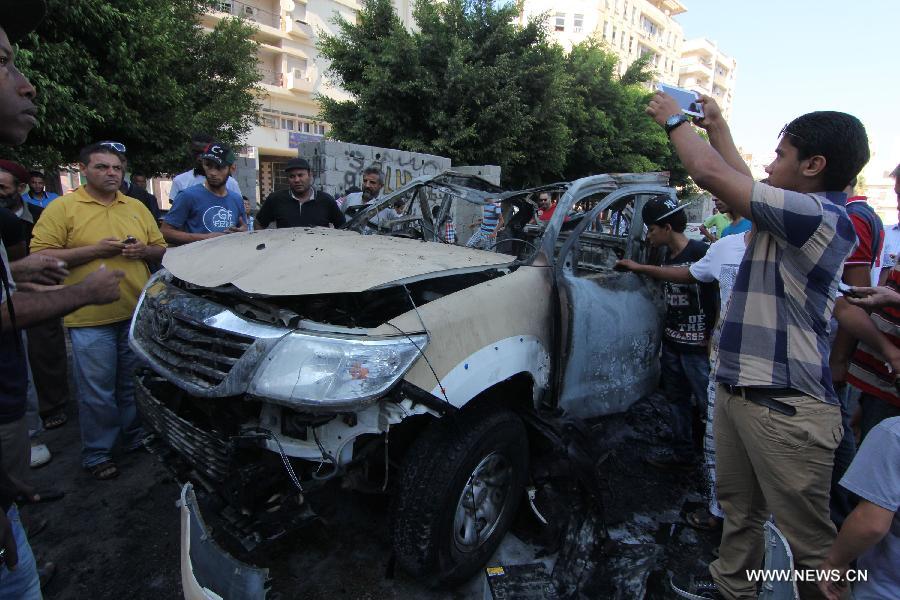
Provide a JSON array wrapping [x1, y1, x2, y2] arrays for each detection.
[[662, 239, 716, 353]]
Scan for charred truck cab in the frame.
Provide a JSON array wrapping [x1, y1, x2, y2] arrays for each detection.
[[130, 172, 672, 586]]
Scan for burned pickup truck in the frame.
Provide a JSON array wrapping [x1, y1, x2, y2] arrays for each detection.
[[130, 171, 671, 587]]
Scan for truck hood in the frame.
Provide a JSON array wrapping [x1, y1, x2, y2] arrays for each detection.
[[162, 227, 514, 296]]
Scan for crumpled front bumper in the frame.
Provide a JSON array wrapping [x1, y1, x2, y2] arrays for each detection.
[[180, 482, 270, 599]]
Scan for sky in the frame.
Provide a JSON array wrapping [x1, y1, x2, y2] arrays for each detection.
[[676, 0, 899, 179]]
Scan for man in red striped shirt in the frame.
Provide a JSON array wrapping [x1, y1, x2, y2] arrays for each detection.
[[836, 270, 900, 442]]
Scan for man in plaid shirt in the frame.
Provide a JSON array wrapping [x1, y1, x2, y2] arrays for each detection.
[[649, 93, 869, 600]]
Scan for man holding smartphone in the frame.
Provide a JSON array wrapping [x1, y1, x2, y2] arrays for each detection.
[[31, 141, 166, 481], [649, 91, 868, 599]]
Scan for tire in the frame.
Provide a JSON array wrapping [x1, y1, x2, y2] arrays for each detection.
[[391, 408, 528, 587]]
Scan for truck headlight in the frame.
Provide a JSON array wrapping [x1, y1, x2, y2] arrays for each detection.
[[248, 332, 428, 411]]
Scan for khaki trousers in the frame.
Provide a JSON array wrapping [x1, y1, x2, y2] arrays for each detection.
[[709, 384, 843, 600]]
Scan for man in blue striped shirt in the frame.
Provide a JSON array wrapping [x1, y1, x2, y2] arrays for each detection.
[[651, 93, 868, 600]]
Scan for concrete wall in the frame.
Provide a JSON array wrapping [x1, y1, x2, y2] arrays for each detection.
[[233, 156, 260, 207], [297, 140, 451, 198], [451, 164, 502, 186]]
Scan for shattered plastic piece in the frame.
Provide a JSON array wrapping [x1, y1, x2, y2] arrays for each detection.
[[180, 483, 269, 600]]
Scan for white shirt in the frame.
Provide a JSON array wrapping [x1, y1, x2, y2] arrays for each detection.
[[373, 207, 402, 230], [169, 169, 242, 202], [881, 224, 900, 276], [689, 232, 748, 305]]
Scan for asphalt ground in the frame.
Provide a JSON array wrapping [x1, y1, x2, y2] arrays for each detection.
[[24, 387, 716, 599]]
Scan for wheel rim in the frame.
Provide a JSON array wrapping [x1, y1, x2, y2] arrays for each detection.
[[452, 451, 513, 553]]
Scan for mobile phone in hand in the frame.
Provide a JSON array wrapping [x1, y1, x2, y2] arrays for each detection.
[[837, 281, 861, 298], [657, 83, 704, 118], [122, 236, 137, 245]]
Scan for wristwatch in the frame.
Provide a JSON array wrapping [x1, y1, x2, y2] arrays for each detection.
[[664, 113, 690, 135]]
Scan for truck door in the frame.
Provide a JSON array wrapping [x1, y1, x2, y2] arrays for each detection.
[[551, 185, 670, 418]]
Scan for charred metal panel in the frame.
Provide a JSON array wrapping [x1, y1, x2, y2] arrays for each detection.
[[553, 184, 671, 418], [557, 272, 664, 418]]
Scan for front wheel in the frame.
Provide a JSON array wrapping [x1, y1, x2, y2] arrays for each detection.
[[390, 409, 528, 587]]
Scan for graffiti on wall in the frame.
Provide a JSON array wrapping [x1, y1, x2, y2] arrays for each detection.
[[343, 150, 444, 194]]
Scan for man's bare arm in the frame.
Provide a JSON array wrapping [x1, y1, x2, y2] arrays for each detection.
[[35, 237, 125, 267], [647, 92, 754, 220], [1, 267, 124, 329], [830, 265, 876, 381], [694, 96, 753, 178], [160, 222, 222, 245], [818, 500, 894, 600], [614, 260, 695, 283], [833, 300, 900, 375]]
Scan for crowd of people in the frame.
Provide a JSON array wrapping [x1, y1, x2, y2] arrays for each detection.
[[0, 2, 899, 600], [616, 91, 900, 599]]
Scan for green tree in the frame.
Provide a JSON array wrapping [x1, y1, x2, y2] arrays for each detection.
[[562, 39, 688, 187], [4, 0, 261, 175], [318, 0, 572, 186]]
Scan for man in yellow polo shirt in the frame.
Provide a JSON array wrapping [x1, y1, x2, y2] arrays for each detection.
[[31, 141, 166, 480]]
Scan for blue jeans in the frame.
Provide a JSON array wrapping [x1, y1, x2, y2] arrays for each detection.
[[0, 505, 41, 599], [830, 383, 858, 528], [69, 321, 144, 468], [660, 343, 710, 457]]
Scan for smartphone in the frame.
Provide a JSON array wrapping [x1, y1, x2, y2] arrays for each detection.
[[657, 83, 704, 118], [122, 236, 137, 245], [837, 281, 860, 298]]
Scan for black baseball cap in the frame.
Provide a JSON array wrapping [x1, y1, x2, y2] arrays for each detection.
[[641, 194, 686, 225], [0, 0, 46, 43], [198, 142, 236, 167], [284, 157, 311, 172]]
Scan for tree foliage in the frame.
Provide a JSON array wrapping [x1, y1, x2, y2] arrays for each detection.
[[318, 0, 686, 187], [3, 0, 261, 175], [319, 0, 571, 186]]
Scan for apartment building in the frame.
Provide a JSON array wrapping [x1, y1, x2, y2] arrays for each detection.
[[518, 0, 687, 84], [202, 0, 415, 200], [678, 37, 737, 120]]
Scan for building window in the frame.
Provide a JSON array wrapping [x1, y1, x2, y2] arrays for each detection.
[[640, 15, 659, 37], [611, 27, 616, 42], [573, 14, 583, 33], [316, 124, 326, 135], [260, 114, 278, 128], [554, 12, 565, 32]]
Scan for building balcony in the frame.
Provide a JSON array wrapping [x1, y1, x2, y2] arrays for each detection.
[[286, 69, 315, 93], [679, 58, 712, 77], [681, 37, 717, 57], [647, 0, 687, 16], [284, 17, 313, 40], [714, 70, 731, 88], [205, 0, 286, 44]]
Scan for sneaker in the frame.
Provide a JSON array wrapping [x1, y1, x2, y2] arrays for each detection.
[[30, 443, 51, 468], [670, 573, 723, 599]]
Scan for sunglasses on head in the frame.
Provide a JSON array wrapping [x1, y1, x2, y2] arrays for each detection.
[[778, 125, 806, 144], [99, 141, 127, 153]]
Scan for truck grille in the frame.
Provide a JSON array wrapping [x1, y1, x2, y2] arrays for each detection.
[[135, 296, 254, 389], [136, 375, 234, 482]]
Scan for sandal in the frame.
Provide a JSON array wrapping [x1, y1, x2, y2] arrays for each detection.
[[44, 412, 67, 429], [686, 507, 723, 531], [89, 461, 119, 481]]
